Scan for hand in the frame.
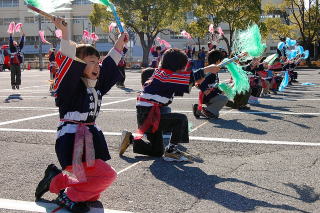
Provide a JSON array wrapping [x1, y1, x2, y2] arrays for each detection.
[[204, 64, 220, 74], [239, 52, 248, 58], [114, 32, 129, 52], [52, 17, 68, 40], [20, 28, 25, 36]]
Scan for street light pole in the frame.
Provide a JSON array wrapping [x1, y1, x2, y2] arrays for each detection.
[[38, 15, 43, 71]]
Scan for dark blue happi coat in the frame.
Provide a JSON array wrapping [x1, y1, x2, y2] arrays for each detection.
[[53, 50, 121, 169]]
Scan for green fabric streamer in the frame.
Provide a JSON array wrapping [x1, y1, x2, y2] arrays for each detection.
[[232, 24, 267, 61], [264, 53, 278, 65], [218, 60, 250, 99], [218, 83, 235, 99], [24, 0, 73, 13], [89, 0, 111, 6]]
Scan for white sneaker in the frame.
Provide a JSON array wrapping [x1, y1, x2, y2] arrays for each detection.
[[163, 145, 191, 162]]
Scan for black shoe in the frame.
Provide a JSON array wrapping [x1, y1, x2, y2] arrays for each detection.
[[35, 164, 62, 201], [199, 108, 215, 119], [55, 191, 90, 213], [192, 104, 200, 119], [16, 85, 19, 90], [12, 85, 15, 90], [226, 101, 234, 108], [271, 89, 277, 95]]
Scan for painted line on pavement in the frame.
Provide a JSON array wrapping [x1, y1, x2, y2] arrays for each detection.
[[0, 128, 319, 147], [0, 113, 59, 126], [0, 98, 136, 126], [0, 107, 318, 116], [0, 198, 132, 213], [117, 162, 142, 175]]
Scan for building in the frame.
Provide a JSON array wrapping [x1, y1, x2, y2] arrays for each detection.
[[0, 0, 289, 67]]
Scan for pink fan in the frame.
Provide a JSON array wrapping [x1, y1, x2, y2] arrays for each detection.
[[160, 39, 171, 48], [55, 29, 62, 39], [82, 30, 90, 40], [91, 33, 99, 42], [108, 22, 117, 32], [181, 30, 192, 39], [156, 37, 171, 48], [217, 27, 224, 36], [209, 24, 214, 34], [7, 22, 15, 34], [15, 23, 23, 33], [39, 30, 51, 44]]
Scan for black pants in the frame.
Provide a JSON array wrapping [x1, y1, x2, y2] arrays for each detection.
[[133, 106, 189, 157], [116, 66, 125, 86], [10, 64, 21, 86], [233, 90, 251, 108]]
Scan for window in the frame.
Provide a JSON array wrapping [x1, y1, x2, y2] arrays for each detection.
[[0, 0, 19, 7], [170, 32, 184, 40], [25, 36, 39, 44], [0, 17, 20, 25], [73, 16, 87, 24], [24, 17, 36, 24], [72, 0, 92, 5]]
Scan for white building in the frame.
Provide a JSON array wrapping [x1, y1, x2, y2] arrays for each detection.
[[0, 0, 286, 64]]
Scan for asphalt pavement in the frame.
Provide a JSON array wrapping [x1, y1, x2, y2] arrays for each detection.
[[0, 68, 319, 213]]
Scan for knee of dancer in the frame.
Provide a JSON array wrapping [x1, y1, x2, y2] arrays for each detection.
[[221, 95, 229, 104], [177, 113, 188, 122]]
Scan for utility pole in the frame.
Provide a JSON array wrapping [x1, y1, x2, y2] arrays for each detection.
[[38, 15, 43, 71]]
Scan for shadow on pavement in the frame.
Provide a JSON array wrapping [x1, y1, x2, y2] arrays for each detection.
[[284, 183, 320, 203], [4, 94, 23, 103], [150, 160, 310, 212], [209, 118, 268, 135]]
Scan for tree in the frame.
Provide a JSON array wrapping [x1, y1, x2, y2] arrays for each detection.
[[89, 1, 186, 66], [263, 17, 297, 39], [197, 0, 262, 54], [185, 16, 210, 51], [263, 0, 320, 60]]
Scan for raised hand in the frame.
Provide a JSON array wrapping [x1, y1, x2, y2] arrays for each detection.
[[52, 17, 68, 40], [114, 32, 129, 52]]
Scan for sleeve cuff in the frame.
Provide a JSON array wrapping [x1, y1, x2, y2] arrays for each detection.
[[60, 39, 76, 59], [107, 48, 122, 65]]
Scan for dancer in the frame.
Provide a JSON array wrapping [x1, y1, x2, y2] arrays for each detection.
[[192, 50, 228, 119], [48, 47, 57, 94], [35, 17, 128, 212], [119, 48, 221, 161], [116, 47, 128, 88], [9, 29, 25, 90]]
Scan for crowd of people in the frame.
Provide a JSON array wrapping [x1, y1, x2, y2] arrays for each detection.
[[2, 15, 307, 213]]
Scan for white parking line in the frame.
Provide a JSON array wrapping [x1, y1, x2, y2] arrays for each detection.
[[0, 198, 133, 213], [0, 113, 59, 126], [117, 162, 142, 175], [0, 128, 319, 146], [0, 107, 318, 116], [0, 98, 136, 126]]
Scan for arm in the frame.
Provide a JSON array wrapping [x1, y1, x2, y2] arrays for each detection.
[[9, 34, 15, 53], [97, 33, 128, 95], [52, 17, 85, 99], [53, 17, 76, 59], [19, 30, 25, 50]]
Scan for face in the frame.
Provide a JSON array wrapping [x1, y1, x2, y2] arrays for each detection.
[[83, 55, 100, 80], [13, 41, 18, 47]]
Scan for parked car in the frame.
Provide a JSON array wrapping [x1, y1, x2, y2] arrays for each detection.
[[1, 45, 10, 71]]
